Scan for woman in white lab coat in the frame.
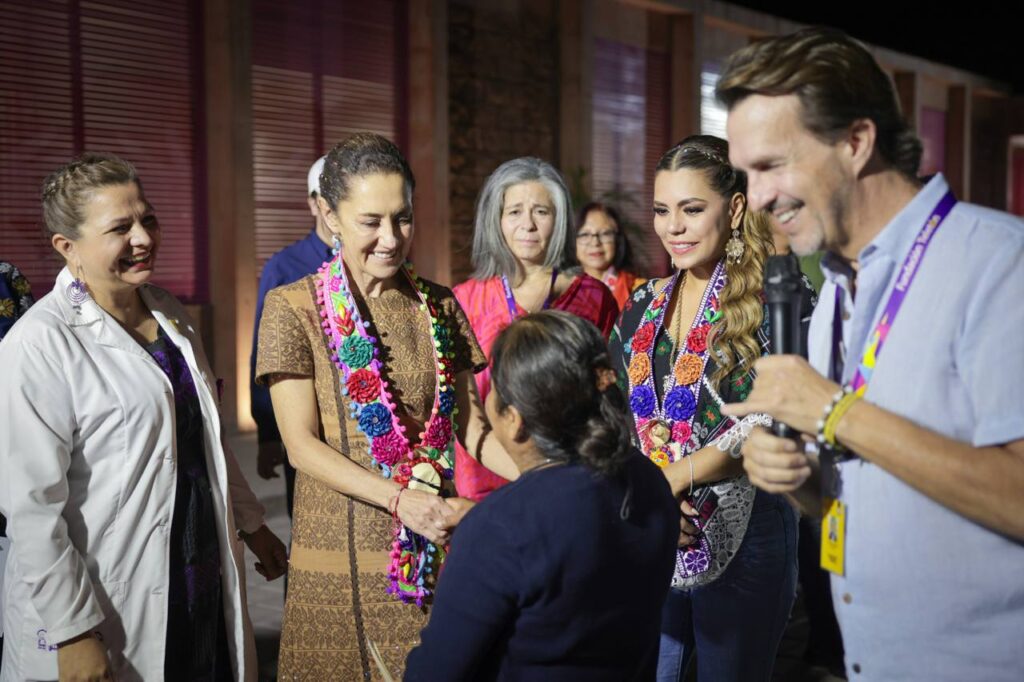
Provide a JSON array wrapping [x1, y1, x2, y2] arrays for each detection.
[[0, 153, 287, 682]]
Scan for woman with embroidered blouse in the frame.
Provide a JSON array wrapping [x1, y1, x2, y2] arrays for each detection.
[[255, 133, 518, 679], [453, 157, 619, 502], [608, 135, 814, 681]]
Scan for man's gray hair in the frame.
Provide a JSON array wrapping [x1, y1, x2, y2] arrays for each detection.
[[471, 157, 577, 280]]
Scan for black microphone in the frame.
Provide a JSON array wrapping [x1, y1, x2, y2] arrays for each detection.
[[764, 254, 804, 439]]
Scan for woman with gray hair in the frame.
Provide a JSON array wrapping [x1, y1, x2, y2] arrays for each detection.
[[453, 157, 619, 501]]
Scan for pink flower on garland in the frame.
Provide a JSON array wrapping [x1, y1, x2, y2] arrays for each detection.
[[687, 323, 711, 354], [371, 429, 407, 466], [424, 416, 453, 449], [672, 421, 692, 444], [346, 369, 380, 403], [393, 462, 413, 485]]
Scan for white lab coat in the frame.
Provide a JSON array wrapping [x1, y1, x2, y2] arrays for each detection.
[[0, 268, 264, 681]]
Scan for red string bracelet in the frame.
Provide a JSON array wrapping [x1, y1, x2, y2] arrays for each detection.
[[389, 487, 406, 522]]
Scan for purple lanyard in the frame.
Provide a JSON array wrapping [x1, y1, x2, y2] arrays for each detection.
[[501, 269, 559, 322], [833, 191, 956, 392]]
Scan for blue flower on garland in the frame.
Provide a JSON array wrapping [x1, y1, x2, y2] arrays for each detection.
[[630, 385, 656, 418], [340, 335, 373, 368], [665, 386, 696, 421], [358, 402, 393, 437], [438, 388, 455, 415]]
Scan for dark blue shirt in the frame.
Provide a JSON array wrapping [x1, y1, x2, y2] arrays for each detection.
[[405, 452, 678, 681], [250, 229, 332, 442]]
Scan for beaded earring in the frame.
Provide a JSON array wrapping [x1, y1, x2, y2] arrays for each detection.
[[65, 264, 88, 306], [725, 227, 745, 264]]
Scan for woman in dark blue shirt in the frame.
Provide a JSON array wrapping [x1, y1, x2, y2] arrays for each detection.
[[406, 310, 679, 681]]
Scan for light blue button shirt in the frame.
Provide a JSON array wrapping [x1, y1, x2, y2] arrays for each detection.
[[808, 174, 1024, 681]]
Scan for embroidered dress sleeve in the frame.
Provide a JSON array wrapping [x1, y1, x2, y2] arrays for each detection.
[[255, 287, 315, 383], [703, 374, 772, 458], [443, 291, 488, 374], [250, 259, 290, 442]]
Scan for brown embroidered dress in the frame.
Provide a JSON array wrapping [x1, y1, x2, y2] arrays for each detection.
[[256, 274, 486, 680]]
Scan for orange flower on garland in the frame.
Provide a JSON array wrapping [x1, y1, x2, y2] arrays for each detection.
[[674, 353, 703, 386], [628, 353, 651, 384]]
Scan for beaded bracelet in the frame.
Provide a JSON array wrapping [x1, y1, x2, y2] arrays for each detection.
[[823, 391, 861, 447], [816, 386, 851, 447]]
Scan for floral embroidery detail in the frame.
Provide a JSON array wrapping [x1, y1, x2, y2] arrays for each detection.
[[687, 323, 711, 354], [339, 335, 373, 368], [630, 385, 656, 418], [665, 386, 697, 421], [703, 296, 723, 324], [346, 369, 380, 404], [631, 322, 656, 353], [371, 430, 406, 466], [622, 262, 732, 585], [12, 277, 30, 296], [0, 298, 13, 317], [682, 547, 710, 573], [703, 404, 722, 427], [672, 421, 692, 444], [674, 353, 703, 386], [628, 353, 651, 384]]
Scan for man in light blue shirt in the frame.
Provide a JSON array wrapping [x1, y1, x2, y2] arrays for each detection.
[[717, 28, 1024, 681]]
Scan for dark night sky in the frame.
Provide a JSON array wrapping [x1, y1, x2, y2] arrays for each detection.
[[725, 2, 1020, 95]]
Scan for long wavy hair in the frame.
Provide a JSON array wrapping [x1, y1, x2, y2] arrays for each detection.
[[655, 135, 775, 389]]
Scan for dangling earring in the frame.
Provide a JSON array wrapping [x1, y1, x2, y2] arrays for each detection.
[[65, 263, 89, 306], [725, 226, 745, 264], [331, 232, 342, 255]]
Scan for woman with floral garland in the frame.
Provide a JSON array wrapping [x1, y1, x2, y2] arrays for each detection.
[[256, 133, 517, 679], [608, 135, 814, 681]]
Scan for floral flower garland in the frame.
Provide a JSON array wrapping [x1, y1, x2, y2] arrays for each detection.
[[315, 249, 457, 606], [626, 259, 726, 578]]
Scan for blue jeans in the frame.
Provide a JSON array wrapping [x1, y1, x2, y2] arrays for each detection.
[[657, 490, 798, 682]]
